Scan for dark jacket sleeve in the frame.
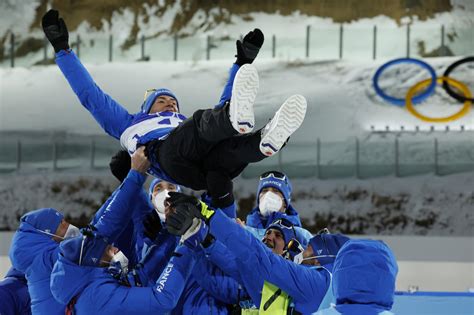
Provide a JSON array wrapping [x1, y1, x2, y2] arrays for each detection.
[[55, 49, 134, 139]]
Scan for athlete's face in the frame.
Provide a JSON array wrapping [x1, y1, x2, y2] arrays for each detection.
[[262, 228, 286, 255], [150, 95, 178, 114]]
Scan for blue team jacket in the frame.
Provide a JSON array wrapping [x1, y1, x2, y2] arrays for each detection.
[[207, 211, 332, 314], [50, 170, 188, 314], [314, 240, 398, 315], [9, 214, 65, 314], [0, 267, 31, 315], [50, 244, 194, 315]]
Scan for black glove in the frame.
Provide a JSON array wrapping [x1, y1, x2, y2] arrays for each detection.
[[143, 210, 163, 241], [235, 28, 264, 66], [166, 192, 215, 236], [42, 9, 69, 53], [109, 150, 131, 182], [206, 171, 234, 209]]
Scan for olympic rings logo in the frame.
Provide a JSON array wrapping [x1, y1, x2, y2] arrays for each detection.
[[373, 56, 473, 123]]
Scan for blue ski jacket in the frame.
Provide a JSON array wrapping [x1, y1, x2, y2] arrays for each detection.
[[314, 239, 398, 315], [9, 211, 66, 315], [0, 267, 31, 315], [51, 244, 194, 315], [50, 170, 188, 314], [172, 201, 238, 315], [205, 211, 331, 314]]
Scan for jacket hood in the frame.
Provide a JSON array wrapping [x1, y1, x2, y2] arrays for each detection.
[[9, 221, 59, 273], [246, 204, 301, 229], [332, 239, 398, 310], [50, 254, 102, 305]]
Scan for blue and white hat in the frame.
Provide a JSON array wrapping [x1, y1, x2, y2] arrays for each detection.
[[257, 171, 292, 209], [141, 88, 180, 113]]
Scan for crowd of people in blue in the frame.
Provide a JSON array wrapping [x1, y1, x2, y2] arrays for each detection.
[[0, 9, 398, 315]]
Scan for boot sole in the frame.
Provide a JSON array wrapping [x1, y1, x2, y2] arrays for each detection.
[[229, 64, 259, 134]]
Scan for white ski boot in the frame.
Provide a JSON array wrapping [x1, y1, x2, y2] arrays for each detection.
[[229, 64, 259, 134], [259, 94, 307, 157]]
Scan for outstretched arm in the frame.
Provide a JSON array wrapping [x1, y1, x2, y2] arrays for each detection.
[[209, 211, 330, 306], [93, 148, 149, 242], [42, 10, 133, 139], [215, 29, 264, 108]]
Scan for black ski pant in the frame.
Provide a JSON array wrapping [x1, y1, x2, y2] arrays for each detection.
[[154, 104, 266, 205]]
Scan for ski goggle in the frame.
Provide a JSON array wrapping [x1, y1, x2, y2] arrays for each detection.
[[260, 171, 286, 181], [267, 218, 295, 232]]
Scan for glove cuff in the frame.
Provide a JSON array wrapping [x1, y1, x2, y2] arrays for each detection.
[[199, 201, 215, 222], [52, 41, 70, 53]]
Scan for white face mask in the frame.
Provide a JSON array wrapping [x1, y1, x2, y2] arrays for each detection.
[[64, 224, 81, 239], [259, 191, 283, 217], [36, 223, 80, 240], [153, 189, 170, 222], [110, 251, 129, 272]]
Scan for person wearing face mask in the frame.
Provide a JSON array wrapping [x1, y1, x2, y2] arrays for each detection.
[[49, 147, 192, 314], [246, 171, 313, 246], [166, 193, 350, 314], [8, 207, 81, 314]]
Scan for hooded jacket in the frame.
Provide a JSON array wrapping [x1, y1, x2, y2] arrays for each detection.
[[314, 239, 398, 315], [0, 267, 31, 315], [50, 169, 188, 314], [50, 244, 194, 314], [205, 210, 331, 314], [9, 209, 65, 315]]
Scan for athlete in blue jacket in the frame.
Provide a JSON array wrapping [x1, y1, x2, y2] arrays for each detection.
[[245, 170, 313, 246], [166, 193, 350, 314], [42, 9, 308, 207], [50, 148, 192, 314], [314, 239, 398, 315], [0, 267, 31, 315], [8, 208, 81, 315]]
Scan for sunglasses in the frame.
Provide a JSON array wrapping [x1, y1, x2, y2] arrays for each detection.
[[260, 171, 287, 181]]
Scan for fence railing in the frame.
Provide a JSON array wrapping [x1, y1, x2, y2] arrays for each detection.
[[1, 136, 473, 179], [2, 23, 473, 68]]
